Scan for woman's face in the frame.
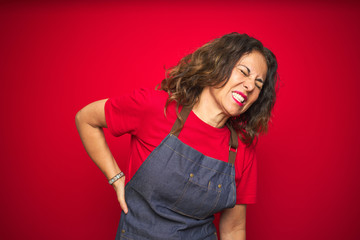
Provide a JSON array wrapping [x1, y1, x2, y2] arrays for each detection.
[[209, 51, 268, 117]]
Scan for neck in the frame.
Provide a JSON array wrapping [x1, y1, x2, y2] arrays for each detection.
[[192, 87, 229, 128]]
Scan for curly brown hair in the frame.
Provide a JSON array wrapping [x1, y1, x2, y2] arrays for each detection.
[[160, 32, 278, 145]]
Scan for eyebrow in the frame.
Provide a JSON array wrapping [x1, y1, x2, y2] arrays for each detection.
[[239, 64, 264, 83]]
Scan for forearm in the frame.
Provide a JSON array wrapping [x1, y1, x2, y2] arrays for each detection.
[[75, 113, 121, 180], [219, 204, 247, 240], [220, 229, 246, 240]]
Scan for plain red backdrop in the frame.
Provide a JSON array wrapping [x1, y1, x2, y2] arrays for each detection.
[[1, 1, 359, 239]]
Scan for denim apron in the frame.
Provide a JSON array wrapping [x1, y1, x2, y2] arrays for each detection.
[[116, 107, 238, 240]]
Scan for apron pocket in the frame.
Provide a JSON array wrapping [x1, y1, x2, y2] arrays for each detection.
[[171, 175, 222, 220]]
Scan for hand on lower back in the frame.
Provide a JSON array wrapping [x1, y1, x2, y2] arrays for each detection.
[[112, 177, 128, 214]]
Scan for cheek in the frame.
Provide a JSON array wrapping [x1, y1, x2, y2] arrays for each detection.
[[248, 94, 260, 105], [240, 94, 260, 113]]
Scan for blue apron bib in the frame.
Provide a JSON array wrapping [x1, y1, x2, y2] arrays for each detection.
[[116, 107, 238, 240]]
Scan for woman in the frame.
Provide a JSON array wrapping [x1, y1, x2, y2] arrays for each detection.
[[75, 32, 278, 240]]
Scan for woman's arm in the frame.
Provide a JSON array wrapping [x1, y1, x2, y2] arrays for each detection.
[[219, 204, 247, 240], [75, 99, 128, 213]]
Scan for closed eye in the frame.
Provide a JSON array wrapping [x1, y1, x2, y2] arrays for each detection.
[[240, 69, 248, 76], [240, 69, 262, 89], [255, 79, 263, 90]]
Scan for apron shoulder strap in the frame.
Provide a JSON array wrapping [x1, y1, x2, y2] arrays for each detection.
[[227, 123, 238, 165], [170, 107, 192, 137]]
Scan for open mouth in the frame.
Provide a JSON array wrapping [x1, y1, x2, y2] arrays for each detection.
[[232, 91, 247, 105]]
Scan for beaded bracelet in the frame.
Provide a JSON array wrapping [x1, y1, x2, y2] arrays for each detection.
[[108, 172, 125, 185]]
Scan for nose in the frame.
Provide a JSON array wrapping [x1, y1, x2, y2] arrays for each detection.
[[243, 78, 255, 92]]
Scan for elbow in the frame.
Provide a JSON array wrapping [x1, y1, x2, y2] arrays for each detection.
[[75, 100, 107, 129], [75, 110, 83, 128]]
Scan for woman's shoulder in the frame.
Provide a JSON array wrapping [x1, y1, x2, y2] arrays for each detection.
[[133, 87, 177, 142], [137, 87, 170, 114], [131, 87, 177, 124], [134, 87, 168, 105], [112, 87, 169, 114]]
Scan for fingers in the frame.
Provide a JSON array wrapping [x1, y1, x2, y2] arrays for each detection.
[[118, 190, 128, 214], [113, 177, 128, 214]]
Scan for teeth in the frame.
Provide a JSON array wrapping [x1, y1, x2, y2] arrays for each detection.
[[232, 92, 245, 103]]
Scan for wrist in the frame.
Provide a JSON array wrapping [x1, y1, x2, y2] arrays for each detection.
[[112, 176, 125, 189], [108, 171, 125, 185]]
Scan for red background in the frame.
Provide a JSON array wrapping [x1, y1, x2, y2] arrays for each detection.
[[1, 1, 360, 239]]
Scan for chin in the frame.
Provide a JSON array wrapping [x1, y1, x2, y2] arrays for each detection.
[[229, 110, 243, 117]]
